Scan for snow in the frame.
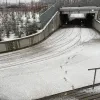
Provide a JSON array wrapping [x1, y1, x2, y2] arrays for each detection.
[[2, 33, 17, 41], [0, 11, 40, 41], [0, 27, 100, 100]]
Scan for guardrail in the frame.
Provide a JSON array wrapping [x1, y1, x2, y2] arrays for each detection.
[[0, 11, 61, 53]]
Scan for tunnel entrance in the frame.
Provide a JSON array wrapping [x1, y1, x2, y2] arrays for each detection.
[[60, 12, 69, 25], [60, 13, 95, 28], [68, 18, 86, 27], [85, 13, 95, 27]]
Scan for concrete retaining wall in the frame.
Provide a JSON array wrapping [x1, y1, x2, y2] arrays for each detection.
[[93, 19, 100, 32], [0, 11, 61, 53]]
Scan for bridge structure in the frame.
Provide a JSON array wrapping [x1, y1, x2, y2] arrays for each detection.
[[1, 1, 100, 100], [60, 7, 100, 13]]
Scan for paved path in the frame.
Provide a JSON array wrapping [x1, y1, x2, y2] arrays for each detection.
[[0, 27, 100, 100]]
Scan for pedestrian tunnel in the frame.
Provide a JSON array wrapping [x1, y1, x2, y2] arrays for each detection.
[[60, 12, 95, 27]]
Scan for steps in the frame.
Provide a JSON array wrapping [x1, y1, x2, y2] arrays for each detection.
[[36, 83, 100, 100]]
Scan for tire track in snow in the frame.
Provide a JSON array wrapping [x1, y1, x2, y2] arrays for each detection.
[[0, 27, 98, 70], [0, 27, 81, 69]]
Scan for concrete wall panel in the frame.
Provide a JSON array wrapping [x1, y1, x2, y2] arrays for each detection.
[[0, 44, 6, 52], [19, 38, 30, 48], [38, 31, 44, 42], [93, 20, 100, 32]]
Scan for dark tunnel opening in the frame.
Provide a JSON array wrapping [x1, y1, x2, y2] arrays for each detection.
[[60, 12, 69, 25], [60, 12, 95, 28], [85, 13, 95, 27]]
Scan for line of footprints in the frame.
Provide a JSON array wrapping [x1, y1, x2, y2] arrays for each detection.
[[60, 55, 77, 90]]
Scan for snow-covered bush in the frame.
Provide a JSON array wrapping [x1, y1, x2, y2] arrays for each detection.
[[0, 11, 40, 41], [0, 1, 50, 41]]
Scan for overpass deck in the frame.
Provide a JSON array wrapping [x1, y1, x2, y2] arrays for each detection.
[[60, 6, 100, 12]]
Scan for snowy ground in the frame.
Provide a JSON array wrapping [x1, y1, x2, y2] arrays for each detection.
[[0, 26, 100, 100]]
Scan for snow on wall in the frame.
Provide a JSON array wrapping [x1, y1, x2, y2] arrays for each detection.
[[0, 11, 61, 53]]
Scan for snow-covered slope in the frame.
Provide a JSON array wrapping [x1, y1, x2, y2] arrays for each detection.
[[0, 27, 100, 100]]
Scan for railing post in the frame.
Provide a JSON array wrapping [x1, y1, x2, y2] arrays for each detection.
[[88, 67, 100, 89], [93, 69, 97, 89]]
